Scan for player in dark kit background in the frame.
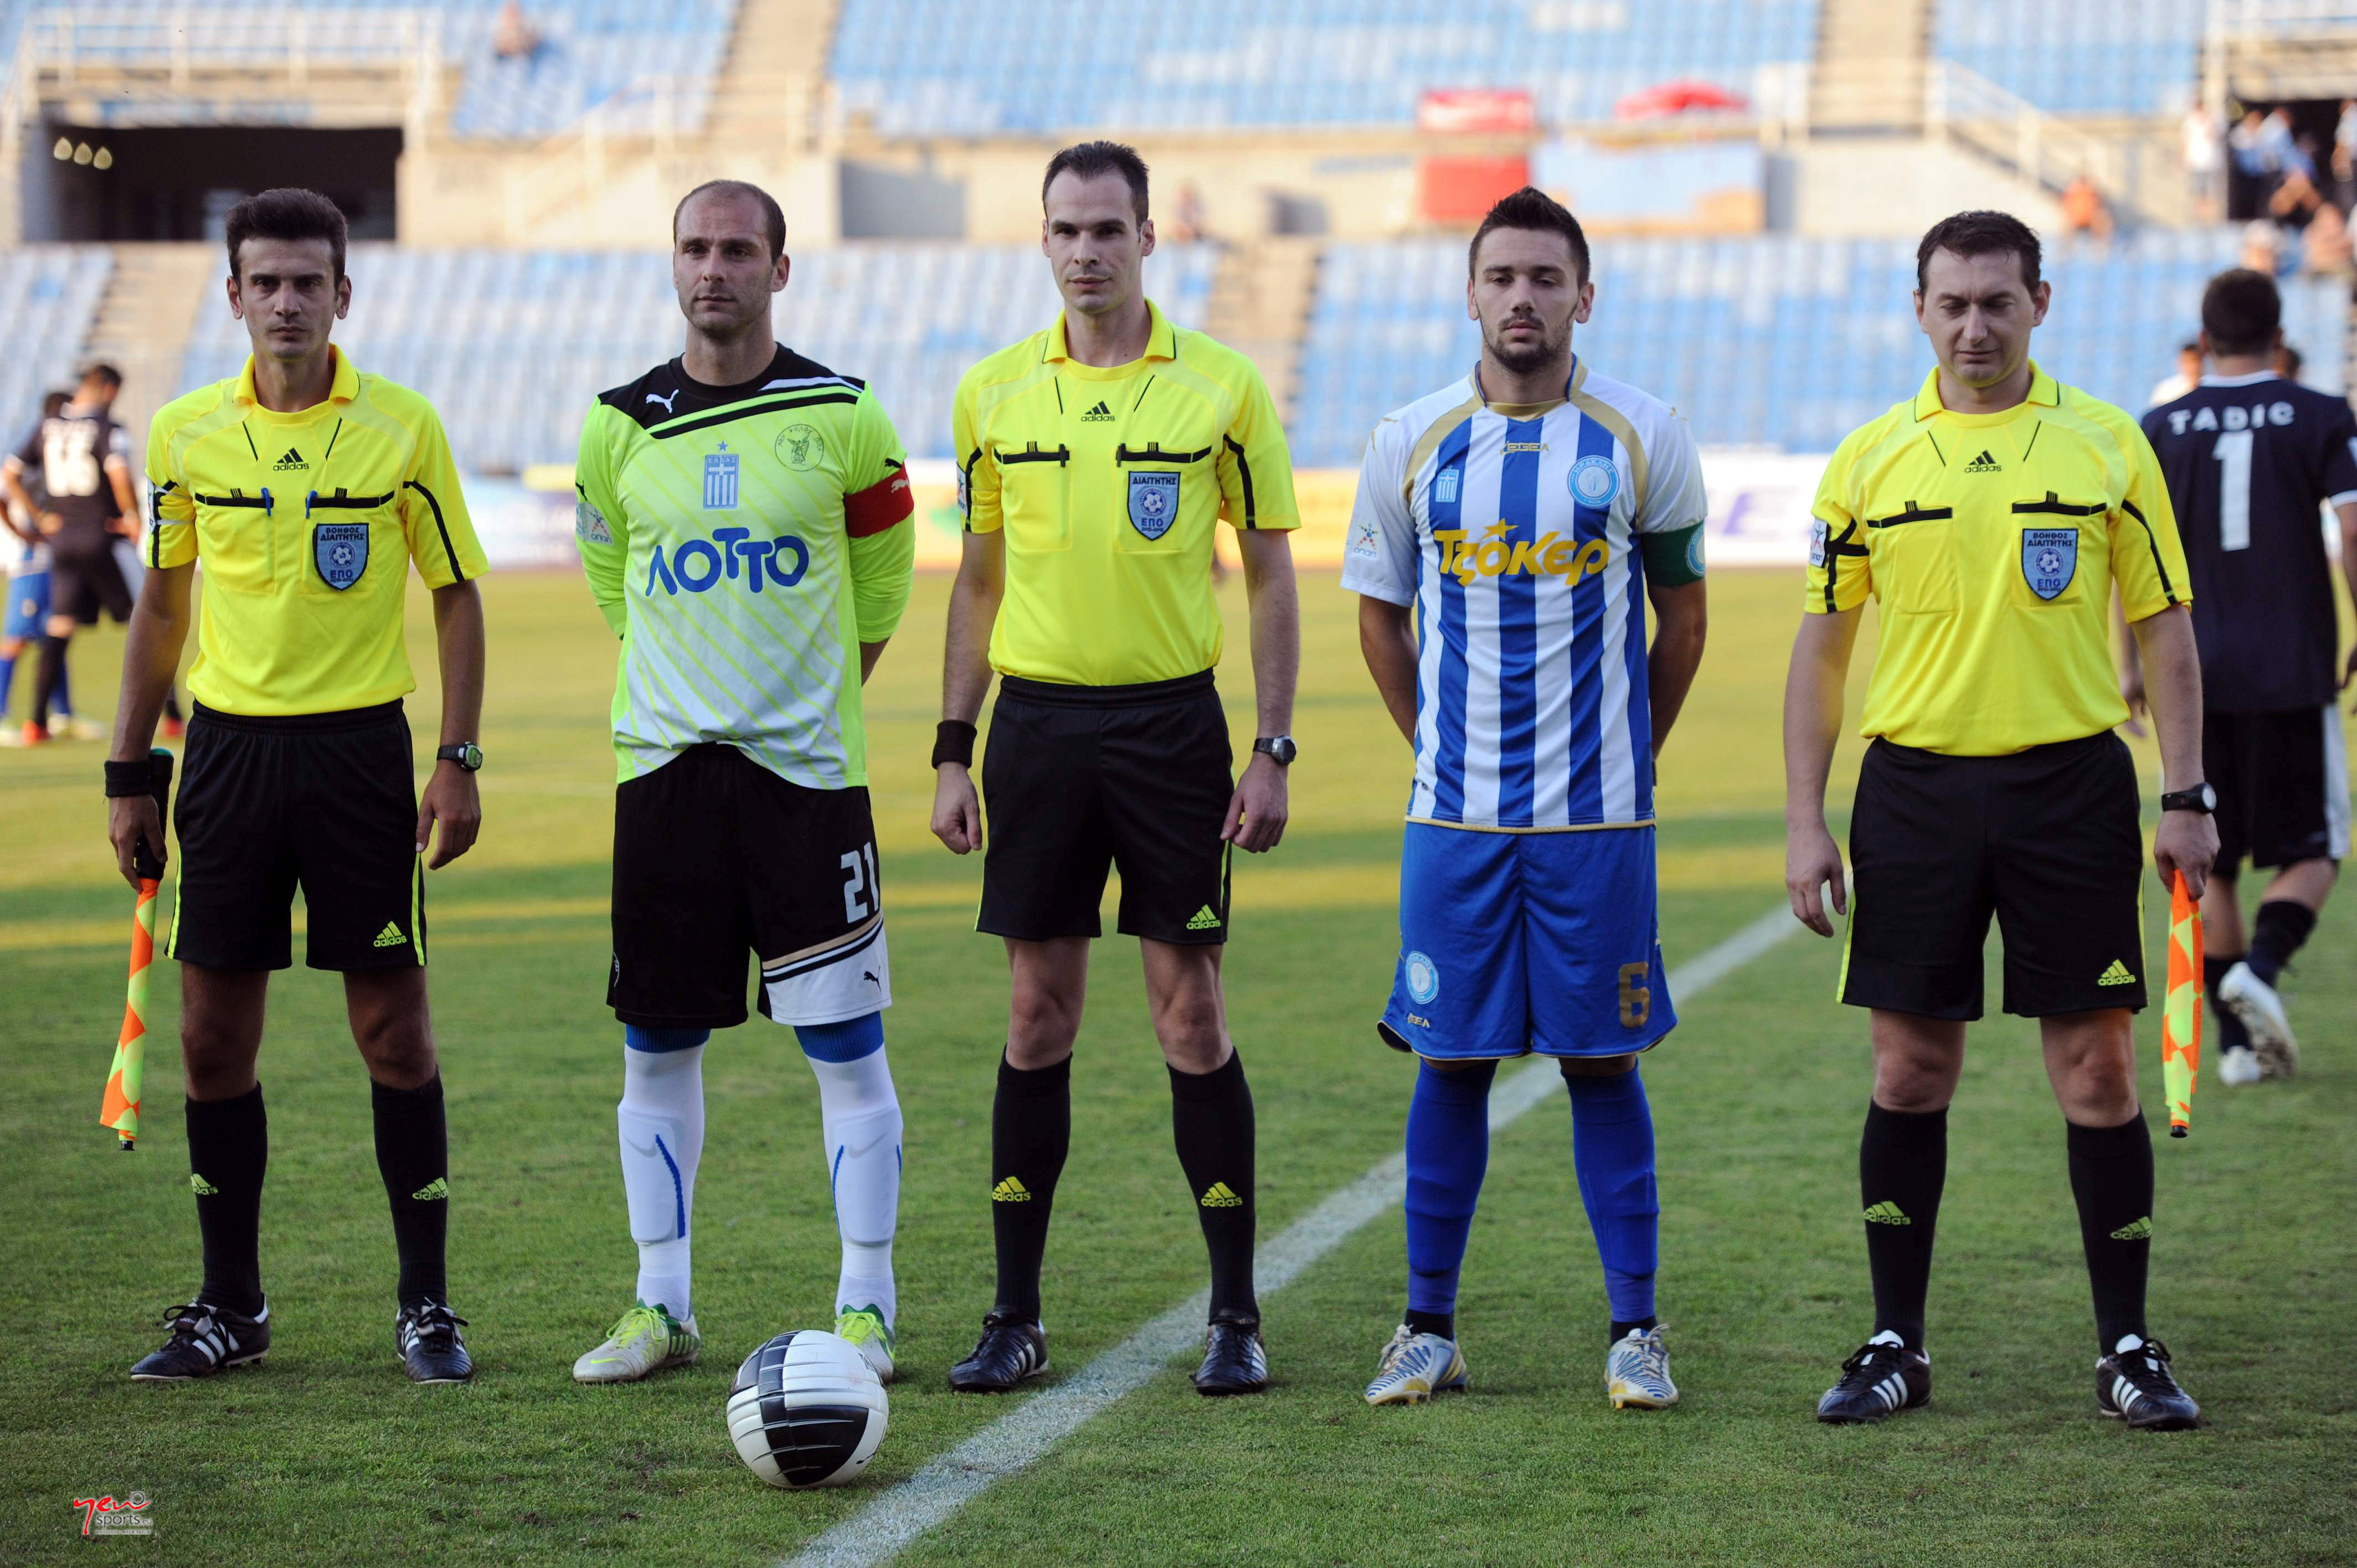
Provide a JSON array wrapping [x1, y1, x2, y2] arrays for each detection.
[[2135, 269, 2357, 1084]]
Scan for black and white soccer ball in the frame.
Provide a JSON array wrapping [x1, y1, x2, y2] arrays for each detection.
[[725, 1329, 888, 1489]]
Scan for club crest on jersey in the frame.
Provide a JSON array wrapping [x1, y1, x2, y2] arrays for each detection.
[[2021, 527, 2078, 600], [1404, 951, 1440, 1005], [703, 447, 739, 510], [1128, 470, 1179, 540], [774, 424, 821, 472], [1569, 455, 1619, 509], [313, 523, 368, 590]]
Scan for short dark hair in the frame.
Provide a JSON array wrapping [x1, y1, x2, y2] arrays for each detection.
[[40, 390, 69, 418], [1042, 141, 1150, 225], [673, 179, 786, 261], [2278, 342, 2304, 379], [81, 362, 121, 390], [2200, 267, 2282, 357], [224, 187, 349, 281], [1914, 209, 2042, 295], [1469, 187, 1591, 286]]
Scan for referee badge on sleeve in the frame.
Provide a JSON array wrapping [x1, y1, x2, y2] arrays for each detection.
[[1128, 471, 1179, 540], [2020, 528, 2078, 601], [313, 523, 369, 591]]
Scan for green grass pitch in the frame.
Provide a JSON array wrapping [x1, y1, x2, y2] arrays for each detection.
[[1, 568, 2350, 1566]]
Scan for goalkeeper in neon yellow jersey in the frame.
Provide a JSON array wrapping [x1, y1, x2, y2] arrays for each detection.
[[570, 181, 917, 1385]]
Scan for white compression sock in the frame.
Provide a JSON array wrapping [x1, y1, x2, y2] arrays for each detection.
[[619, 1041, 705, 1320], [806, 1046, 902, 1326]]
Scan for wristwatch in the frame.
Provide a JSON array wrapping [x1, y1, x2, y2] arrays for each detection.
[[1253, 735, 1298, 766], [436, 742, 484, 772], [2159, 782, 2215, 814]]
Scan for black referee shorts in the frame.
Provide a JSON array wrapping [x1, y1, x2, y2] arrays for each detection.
[[2205, 705, 2350, 872], [1841, 733, 2147, 1020], [169, 700, 425, 972], [978, 671, 1234, 945]]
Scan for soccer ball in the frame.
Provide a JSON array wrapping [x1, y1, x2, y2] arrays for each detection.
[[724, 1329, 888, 1489]]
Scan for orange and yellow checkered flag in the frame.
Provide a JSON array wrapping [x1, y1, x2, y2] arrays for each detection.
[[2162, 870, 2202, 1138]]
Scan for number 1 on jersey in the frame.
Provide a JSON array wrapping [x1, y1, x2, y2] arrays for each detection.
[[2212, 429, 2252, 552]]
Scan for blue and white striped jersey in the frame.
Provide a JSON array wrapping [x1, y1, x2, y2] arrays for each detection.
[[1341, 360, 1707, 831]]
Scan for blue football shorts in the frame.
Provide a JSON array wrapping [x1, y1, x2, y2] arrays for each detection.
[[4, 569, 49, 640], [1378, 822, 1675, 1060]]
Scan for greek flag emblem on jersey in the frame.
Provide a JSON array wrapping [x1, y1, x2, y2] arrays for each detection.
[[703, 448, 739, 510]]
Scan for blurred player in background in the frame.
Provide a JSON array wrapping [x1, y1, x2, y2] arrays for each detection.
[[0, 389, 78, 737], [1344, 188, 1708, 1411], [2273, 342, 2304, 384], [2, 365, 133, 743], [570, 180, 916, 1386], [110, 187, 488, 1385], [2136, 269, 2356, 1085], [1787, 211, 2213, 1431], [933, 141, 1300, 1397]]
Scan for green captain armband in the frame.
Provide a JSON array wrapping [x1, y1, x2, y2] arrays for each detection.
[[1638, 522, 1706, 587]]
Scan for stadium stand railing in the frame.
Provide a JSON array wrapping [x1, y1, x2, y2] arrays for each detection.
[[178, 243, 1220, 474], [1295, 227, 2349, 465], [0, 246, 114, 451]]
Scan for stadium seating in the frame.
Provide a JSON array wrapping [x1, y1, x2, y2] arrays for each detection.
[[829, 0, 1818, 134], [11, 1, 735, 139], [178, 243, 1218, 473], [1296, 228, 2350, 464], [1933, 0, 2207, 117], [0, 247, 114, 452]]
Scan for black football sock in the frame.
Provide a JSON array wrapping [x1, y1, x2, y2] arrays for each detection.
[[30, 635, 66, 730], [186, 1085, 267, 1317], [162, 687, 184, 723], [2067, 1111, 2154, 1351], [2202, 954, 2252, 1054], [1859, 1101, 1946, 1350], [1170, 1049, 1257, 1323], [1612, 1314, 1659, 1342], [990, 1053, 1070, 1324], [2245, 900, 2317, 987], [1404, 1308, 1455, 1339], [372, 1075, 449, 1309]]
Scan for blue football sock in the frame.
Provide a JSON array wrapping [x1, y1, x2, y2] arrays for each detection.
[[1403, 1059, 1495, 1332], [0, 651, 15, 719], [1566, 1065, 1659, 1336]]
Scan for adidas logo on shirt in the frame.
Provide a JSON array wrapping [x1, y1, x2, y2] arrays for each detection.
[[411, 1177, 450, 1202], [1862, 1201, 1911, 1225], [2097, 960, 2136, 986], [373, 922, 407, 948], [991, 1177, 1032, 1203], [1199, 1182, 1243, 1209], [1080, 401, 1115, 422], [2109, 1215, 2153, 1241], [1185, 905, 1222, 931], [272, 447, 308, 471], [1963, 449, 2002, 473]]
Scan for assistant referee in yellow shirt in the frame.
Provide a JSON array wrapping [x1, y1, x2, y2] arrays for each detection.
[[930, 141, 1300, 1397], [1784, 211, 2218, 1431], [105, 189, 489, 1385]]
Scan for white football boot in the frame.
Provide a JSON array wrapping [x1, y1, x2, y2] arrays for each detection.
[[1607, 1325, 1679, 1410], [1364, 1324, 1468, 1406], [573, 1301, 699, 1384], [2217, 961, 2298, 1080]]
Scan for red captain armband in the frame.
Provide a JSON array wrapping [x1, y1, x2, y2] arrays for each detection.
[[844, 467, 914, 538]]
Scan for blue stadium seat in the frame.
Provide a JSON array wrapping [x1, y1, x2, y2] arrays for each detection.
[[0, 247, 115, 452], [1933, 0, 2205, 116]]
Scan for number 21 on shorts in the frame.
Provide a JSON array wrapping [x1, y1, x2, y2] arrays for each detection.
[[840, 842, 881, 922]]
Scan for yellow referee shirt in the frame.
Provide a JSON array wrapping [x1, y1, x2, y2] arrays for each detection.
[[953, 301, 1298, 687], [1805, 363, 2190, 756], [146, 349, 487, 717]]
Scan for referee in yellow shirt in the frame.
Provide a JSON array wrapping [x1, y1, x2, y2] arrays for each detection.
[[1784, 212, 2218, 1431], [930, 141, 1300, 1396], [105, 189, 490, 1385]]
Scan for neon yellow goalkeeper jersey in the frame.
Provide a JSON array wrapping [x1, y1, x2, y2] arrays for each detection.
[[574, 347, 916, 787]]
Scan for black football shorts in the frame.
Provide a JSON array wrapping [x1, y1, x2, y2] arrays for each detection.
[[2205, 705, 2350, 872], [169, 700, 425, 972], [608, 744, 889, 1030], [977, 671, 1234, 945], [49, 540, 133, 625], [1841, 733, 2147, 1020]]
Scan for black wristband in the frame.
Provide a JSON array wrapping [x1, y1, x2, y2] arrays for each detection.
[[932, 720, 977, 770], [105, 759, 152, 798]]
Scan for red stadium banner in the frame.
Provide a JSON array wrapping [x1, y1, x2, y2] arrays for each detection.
[[1418, 155, 1532, 223], [1417, 89, 1535, 136]]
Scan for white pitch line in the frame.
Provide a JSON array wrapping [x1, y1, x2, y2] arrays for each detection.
[[783, 902, 1801, 1568]]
